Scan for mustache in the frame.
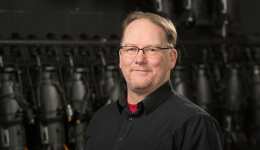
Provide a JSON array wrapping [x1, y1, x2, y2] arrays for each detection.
[[130, 67, 152, 72]]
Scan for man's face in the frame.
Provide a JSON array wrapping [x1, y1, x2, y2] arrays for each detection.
[[119, 18, 177, 91]]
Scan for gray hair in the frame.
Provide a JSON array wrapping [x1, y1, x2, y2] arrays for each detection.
[[120, 11, 177, 48]]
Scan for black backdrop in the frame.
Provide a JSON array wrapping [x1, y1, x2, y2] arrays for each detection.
[[0, 0, 260, 39], [1, 0, 260, 150]]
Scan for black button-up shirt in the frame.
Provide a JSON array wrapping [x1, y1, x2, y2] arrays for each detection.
[[84, 80, 224, 150]]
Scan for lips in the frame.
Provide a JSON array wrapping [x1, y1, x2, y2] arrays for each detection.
[[130, 69, 152, 76], [130, 68, 152, 72], [132, 70, 150, 72]]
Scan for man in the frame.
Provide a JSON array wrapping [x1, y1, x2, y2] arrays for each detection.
[[84, 11, 223, 150]]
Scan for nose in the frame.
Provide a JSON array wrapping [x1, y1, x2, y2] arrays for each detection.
[[137, 49, 145, 55], [135, 49, 147, 64]]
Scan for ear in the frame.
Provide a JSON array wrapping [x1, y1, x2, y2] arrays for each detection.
[[119, 50, 122, 69], [169, 48, 177, 69]]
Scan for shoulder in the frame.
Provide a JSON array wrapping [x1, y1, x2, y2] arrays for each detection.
[[165, 92, 223, 149], [91, 101, 119, 119], [161, 91, 221, 134], [176, 114, 224, 149], [163, 92, 211, 123], [180, 113, 221, 134], [85, 101, 119, 135]]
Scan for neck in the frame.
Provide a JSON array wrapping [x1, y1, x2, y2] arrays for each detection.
[[127, 87, 151, 104], [127, 79, 169, 104], [127, 72, 171, 104]]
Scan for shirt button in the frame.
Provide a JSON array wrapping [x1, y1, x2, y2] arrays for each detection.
[[119, 138, 123, 142], [129, 117, 133, 121]]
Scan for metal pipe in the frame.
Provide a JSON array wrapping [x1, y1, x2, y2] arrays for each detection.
[[0, 38, 260, 46], [0, 40, 119, 45]]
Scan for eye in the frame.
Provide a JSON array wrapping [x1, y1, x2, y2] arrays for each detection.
[[127, 47, 136, 51], [147, 48, 157, 51]]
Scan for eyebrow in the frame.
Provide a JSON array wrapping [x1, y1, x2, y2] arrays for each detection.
[[122, 43, 135, 46], [123, 43, 162, 47]]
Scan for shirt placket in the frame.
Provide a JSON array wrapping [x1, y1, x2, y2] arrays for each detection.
[[112, 112, 137, 150]]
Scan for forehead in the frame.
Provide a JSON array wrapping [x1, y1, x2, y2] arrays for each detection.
[[122, 18, 167, 46]]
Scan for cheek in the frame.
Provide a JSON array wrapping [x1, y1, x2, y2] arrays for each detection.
[[149, 56, 168, 71], [149, 59, 161, 70], [121, 57, 133, 69], [150, 56, 170, 79], [120, 58, 134, 75]]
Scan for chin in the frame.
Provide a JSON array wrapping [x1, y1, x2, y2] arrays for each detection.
[[128, 77, 153, 90]]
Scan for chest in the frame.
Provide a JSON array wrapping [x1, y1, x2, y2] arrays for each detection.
[[88, 111, 179, 150]]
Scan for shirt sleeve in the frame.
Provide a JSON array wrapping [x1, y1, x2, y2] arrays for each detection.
[[177, 115, 224, 150]]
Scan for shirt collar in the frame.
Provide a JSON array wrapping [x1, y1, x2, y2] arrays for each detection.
[[118, 79, 174, 115], [117, 89, 128, 113]]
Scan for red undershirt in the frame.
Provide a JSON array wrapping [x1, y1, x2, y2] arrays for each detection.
[[127, 101, 137, 113]]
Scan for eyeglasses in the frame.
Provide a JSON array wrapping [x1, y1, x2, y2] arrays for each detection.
[[120, 46, 171, 58]]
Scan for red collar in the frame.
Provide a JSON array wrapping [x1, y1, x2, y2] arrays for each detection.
[[127, 101, 137, 113]]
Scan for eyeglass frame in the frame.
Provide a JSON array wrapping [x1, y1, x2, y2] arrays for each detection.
[[120, 46, 172, 56]]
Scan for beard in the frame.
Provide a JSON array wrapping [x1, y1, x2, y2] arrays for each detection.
[[128, 69, 153, 90]]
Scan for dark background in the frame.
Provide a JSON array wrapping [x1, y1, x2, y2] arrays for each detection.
[[1, 0, 260, 150], [0, 0, 260, 39]]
